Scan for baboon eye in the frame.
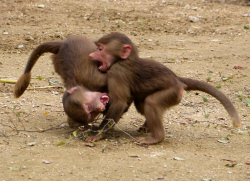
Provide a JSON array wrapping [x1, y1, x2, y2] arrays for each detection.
[[98, 46, 103, 51], [86, 105, 91, 111]]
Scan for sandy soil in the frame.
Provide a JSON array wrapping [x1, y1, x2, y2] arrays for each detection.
[[0, 0, 249, 180]]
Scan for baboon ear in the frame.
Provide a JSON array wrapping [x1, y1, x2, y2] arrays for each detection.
[[67, 86, 80, 94], [120, 45, 132, 59]]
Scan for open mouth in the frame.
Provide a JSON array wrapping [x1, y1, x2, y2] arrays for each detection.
[[100, 94, 109, 106], [98, 61, 103, 70]]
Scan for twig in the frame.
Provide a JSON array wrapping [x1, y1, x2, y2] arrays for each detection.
[[0, 79, 17, 84], [23, 122, 68, 132], [114, 125, 148, 147], [27, 86, 63, 90], [0, 122, 68, 135], [78, 118, 148, 147]]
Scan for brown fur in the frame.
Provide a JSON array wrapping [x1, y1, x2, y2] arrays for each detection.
[[14, 36, 107, 127], [93, 32, 240, 144]]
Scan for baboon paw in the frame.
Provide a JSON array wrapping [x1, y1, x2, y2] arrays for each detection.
[[136, 136, 162, 145]]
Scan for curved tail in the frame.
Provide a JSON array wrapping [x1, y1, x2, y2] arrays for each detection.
[[179, 77, 240, 128], [14, 41, 62, 98]]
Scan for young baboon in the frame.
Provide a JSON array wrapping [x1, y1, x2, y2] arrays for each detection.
[[14, 36, 109, 128], [89, 32, 240, 144]]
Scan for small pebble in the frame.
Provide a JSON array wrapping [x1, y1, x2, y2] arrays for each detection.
[[53, 92, 59, 95], [18, 45, 24, 49], [189, 16, 199, 22], [38, 4, 45, 8]]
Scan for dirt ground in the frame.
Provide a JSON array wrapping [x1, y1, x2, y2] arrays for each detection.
[[0, 0, 249, 180]]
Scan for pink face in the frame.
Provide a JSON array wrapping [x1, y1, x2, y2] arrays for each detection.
[[89, 43, 114, 72], [83, 91, 109, 121]]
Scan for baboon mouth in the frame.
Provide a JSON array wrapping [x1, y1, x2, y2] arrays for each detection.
[[98, 61, 103, 70], [100, 94, 109, 106]]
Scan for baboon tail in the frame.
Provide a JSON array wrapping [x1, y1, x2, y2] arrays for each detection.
[[14, 41, 62, 98], [179, 77, 240, 128]]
